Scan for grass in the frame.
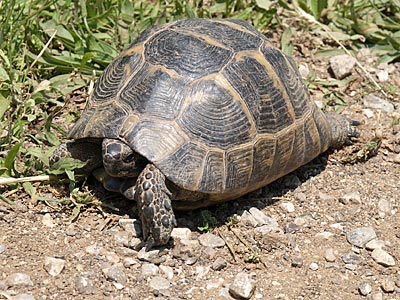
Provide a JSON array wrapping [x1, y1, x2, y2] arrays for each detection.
[[0, 0, 399, 204]]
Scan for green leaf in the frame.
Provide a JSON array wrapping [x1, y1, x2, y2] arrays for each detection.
[[281, 27, 294, 56], [309, 0, 327, 19], [22, 182, 37, 201], [71, 205, 82, 222], [48, 157, 87, 175], [4, 142, 22, 174], [0, 92, 11, 119]]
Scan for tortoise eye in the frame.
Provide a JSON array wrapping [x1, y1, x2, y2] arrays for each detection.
[[124, 153, 136, 163]]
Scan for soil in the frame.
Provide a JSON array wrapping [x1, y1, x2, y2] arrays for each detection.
[[1, 28, 399, 300]]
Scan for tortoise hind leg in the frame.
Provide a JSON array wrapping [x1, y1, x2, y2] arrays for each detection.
[[135, 164, 176, 248]]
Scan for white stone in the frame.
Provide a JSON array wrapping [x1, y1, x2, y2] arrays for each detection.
[[43, 257, 65, 276]]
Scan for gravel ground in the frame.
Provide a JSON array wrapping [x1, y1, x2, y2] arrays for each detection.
[[1, 31, 399, 300]]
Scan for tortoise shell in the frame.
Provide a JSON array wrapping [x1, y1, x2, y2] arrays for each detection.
[[69, 18, 332, 199]]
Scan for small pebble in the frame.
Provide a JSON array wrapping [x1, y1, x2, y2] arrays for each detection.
[[159, 265, 174, 280], [118, 219, 142, 237], [123, 257, 137, 268], [347, 227, 377, 248], [198, 233, 225, 248], [149, 276, 170, 291], [341, 253, 359, 264], [285, 223, 300, 234], [291, 257, 304, 268], [137, 247, 160, 262], [249, 207, 279, 227], [359, 282, 372, 296], [74, 275, 95, 295], [229, 272, 256, 299], [42, 213, 56, 228], [309, 262, 319, 271], [14, 294, 35, 300], [5, 273, 33, 287], [371, 248, 396, 267], [44, 256, 65, 276], [329, 54, 357, 79], [171, 227, 192, 241], [241, 210, 259, 227], [340, 191, 361, 205], [212, 257, 228, 271], [325, 248, 336, 262], [372, 292, 383, 300], [102, 265, 127, 284], [113, 231, 131, 247], [363, 94, 394, 113], [315, 231, 334, 239], [141, 263, 159, 278], [377, 199, 392, 214], [365, 239, 385, 250], [0, 244, 5, 254], [381, 277, 395, 293], [280, 201, 295, 213]]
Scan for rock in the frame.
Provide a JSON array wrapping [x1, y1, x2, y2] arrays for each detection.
[[229, 272, 256, 299], [42, 213, 56, 227], [185, 256, 198, 266], [363, 94, 394, 113], [341, 253, 359, 264], [376, 70, 389, 82], [315, 231, 335, 239], [118, 219, 142, 237], [85, 243, 103, 255], [339, 191, 361, 205], [291, 257, 304, 268], [104, 251, 120, 264], [365, 239, 385, 250], [280, 201, 295, 213], [74, 275, 95, 295], [363, 108, 375, 118], [198, 233, 225, 248], [141, 263, 159, 278], [171, 227, 192, 241], [159, 265, 174, 280], [123, 257, 137, 268], [44, 256, 65, 276], [5, 273, 33, 287], [137, 247, 160, 262], [359, 282, 372, 296], [206, 277, 225, 290], [102, 265, 127, 284], [309, 262, 319, 271], [254, 225, 284, 235], [381, 277, 395, 293], [372, 292, 383, 300], [294, 215, 313, 227], [329, 54, 357, 79], [149, 276, 170, 291], [241, 210, 259, 227], [219, 287, 236, 300], [325, 248, 336, 262], [371, 248, 396, 267], [285, 223, 300, 234], [212, 257, 227, 271], [249, 207, 279, 227], [14, 294, 35, 300], [0, 244, 5, 254], [113, 231, 131, 247], [298, 63, 310, 78], [377, 199, 392, 214], [347, 227, 377, 248]]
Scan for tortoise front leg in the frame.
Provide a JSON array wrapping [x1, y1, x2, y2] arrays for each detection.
[[135, 164, 176, 248]]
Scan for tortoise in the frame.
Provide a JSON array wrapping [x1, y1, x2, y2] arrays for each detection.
[[51, 18, 358, 247]]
